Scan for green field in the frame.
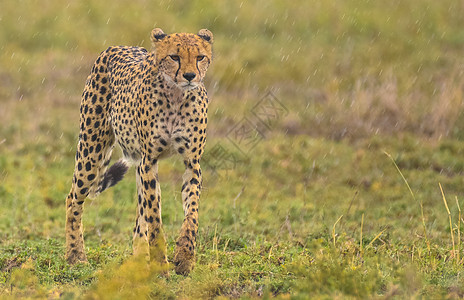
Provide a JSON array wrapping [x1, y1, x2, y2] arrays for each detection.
[[2, 0, 464, 298]]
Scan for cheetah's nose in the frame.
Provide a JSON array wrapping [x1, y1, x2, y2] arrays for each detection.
[[183, 72, 196, 81]]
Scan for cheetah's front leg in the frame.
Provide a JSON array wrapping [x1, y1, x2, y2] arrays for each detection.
[[133, 157, 168, 269], [173, 159, 202, 275]]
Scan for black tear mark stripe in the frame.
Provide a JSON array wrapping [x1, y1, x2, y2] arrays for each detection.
[[196, 61, 201, 77], [174, 51, 181, 80], [194, 45, 200, 75]]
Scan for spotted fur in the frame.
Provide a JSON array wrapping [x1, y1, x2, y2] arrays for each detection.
[[65, 28, 213, 275]]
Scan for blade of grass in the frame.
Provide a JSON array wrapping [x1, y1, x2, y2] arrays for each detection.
[[223, 238, 230, 252], [332, 215, 343, 247], [384, 151, 430, 251], [439, 183, 455, 260], [360, 213, 364, 255], [341, 191, 358, 229], [367, 229, 387, 248], [213, 224, 219, 264], [456, 196, 461, 265]]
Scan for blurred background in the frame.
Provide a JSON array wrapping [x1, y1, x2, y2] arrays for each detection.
[[1, 0, 463, 145]]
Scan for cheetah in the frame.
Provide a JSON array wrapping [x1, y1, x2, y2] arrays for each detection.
[[65, 28, 213, 275]]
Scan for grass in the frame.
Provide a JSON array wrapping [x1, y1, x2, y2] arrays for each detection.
[[3, 135, 464, 298], [1, 0, 464, 298]]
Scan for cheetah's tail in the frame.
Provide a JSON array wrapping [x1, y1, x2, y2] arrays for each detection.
[[99, 160, 129, 193]]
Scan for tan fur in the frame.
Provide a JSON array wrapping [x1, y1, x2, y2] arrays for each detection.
[[65, 28, 213, 275]]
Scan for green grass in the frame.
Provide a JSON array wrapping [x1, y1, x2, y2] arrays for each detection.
[[3, 135, 464, 298], [2, 0, 464, 298]]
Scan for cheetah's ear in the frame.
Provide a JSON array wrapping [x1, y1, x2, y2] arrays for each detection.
[[151, 28, 167, 43], [198, 29, 213, 44]]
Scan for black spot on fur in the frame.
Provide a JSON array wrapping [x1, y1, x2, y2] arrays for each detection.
[[95, 105, 103, 114]]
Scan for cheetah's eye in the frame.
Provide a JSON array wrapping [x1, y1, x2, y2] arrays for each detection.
[[197, 55, 206, 61], [169, 55, 180, 61]]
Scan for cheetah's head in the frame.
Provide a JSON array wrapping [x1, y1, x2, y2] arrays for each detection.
[[151, 28, 213, 90]]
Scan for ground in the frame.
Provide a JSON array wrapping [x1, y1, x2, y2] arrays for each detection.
[[1, 0, 464, 298]]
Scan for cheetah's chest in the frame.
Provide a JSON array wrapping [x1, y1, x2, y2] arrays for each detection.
[[155, 97, 191, 159]]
